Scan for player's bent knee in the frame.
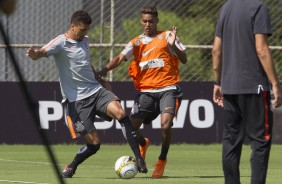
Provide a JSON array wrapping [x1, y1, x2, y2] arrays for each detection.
[[107, 101, 126, 120], [114, 110, 126, 120], [161, 122, 172, 130]]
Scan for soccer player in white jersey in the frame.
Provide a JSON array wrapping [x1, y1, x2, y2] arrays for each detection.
[[26, 10, 147, 178]]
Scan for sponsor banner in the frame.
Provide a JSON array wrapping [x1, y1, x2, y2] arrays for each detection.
[[1, 82, 281, 144]]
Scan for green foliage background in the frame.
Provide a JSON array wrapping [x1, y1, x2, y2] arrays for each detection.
[[89, 0, 282, 81]]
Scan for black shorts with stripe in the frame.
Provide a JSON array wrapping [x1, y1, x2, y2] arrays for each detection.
[[64, 88, 120, 139], [223, 91, 273, 144], [130, 85, 183, 124]]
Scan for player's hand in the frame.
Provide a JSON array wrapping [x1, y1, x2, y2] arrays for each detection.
[[213, 85, 224, 107], [168, 26, 177, 46], [26, 46, 38, 60], [272, 84, 282, 108], [96, 67, 109, 80], [99, 78, 112, 91]]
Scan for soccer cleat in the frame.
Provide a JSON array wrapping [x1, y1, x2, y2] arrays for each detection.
[[136, 158, 148, 173], [139, 138, 150, 160], [152, 159, 167, 178], [61, 165, 76, 178]]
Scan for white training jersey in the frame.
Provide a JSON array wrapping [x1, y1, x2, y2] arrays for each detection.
[[42, 34, 101, 102]]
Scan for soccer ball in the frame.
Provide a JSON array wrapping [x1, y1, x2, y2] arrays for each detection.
[[114, 156, 138, 179]]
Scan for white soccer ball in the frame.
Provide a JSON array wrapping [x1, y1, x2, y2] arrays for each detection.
[[114, 156, 138, 179]]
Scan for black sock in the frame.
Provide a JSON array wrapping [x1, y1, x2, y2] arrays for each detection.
[[119, 117, 142, 159], [138, 135, 146, 146], [69, 144, 100, 169], [159, 145, 169, 160]]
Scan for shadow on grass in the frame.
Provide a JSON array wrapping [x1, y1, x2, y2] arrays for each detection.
[[104, 175, 225, 179], [193, 175, 250, 179], [192, 176, 223, 179], [79, 175, 250, 180]]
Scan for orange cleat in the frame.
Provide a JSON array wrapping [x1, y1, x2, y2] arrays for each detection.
[[139, 138, 150, 160], [152, 159, 167, 178]]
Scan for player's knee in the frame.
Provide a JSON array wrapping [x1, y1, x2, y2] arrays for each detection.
[[113, 108, 126, 120], [108, 101, 126, 120], [117, 111, 127, 120], [161, 121, 172, 130], [115, 109, 127, 121], [87, 144, 101, 155]]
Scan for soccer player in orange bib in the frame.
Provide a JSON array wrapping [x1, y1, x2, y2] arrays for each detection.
[[97, 6, 187, 178]]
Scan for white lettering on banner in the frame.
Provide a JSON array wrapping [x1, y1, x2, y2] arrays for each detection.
[[94, 119, 114, 129], [190, 99, 214, 128], [38, 99, 215, 130], [39, 101, 63, 129]]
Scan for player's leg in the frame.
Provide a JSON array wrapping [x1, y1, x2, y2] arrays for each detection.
[[62, 130, 101, 178], [136, 127, 150, 160], [130, 118, 145, 148], [106, 100, 147, 173], [151, 112, 172, 178], [242, 92, 272, 184], [152, 88, 182, 178], [160, 113, 173, 158], [222, 95, 244, 184], [96, 88, 147, 173], [130, 93, 157, 160], [62, 96, 101, 178]]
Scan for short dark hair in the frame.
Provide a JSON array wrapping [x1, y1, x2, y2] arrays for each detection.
[[141, 6, 158, 18], [70, 10, 92, 25]]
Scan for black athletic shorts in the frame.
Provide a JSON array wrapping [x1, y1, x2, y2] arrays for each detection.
[[64, 88, 120, 139], [130, 85, 183, 124]]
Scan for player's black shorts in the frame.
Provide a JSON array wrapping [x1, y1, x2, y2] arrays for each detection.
[[64, 88, 120, 139], [130, 85, 183, 124]]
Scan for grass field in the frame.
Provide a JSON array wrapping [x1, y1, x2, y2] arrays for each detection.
[[0, 144, 282, 184]]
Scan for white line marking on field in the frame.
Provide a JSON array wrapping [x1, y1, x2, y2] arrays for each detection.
[[0, 179, 49, 184], [0, 158, 157, 172], [0, 158, 107, 168], [0, 159, 51, 165]]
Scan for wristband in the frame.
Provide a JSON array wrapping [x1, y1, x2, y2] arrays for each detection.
[[103, 66, 110, 72]]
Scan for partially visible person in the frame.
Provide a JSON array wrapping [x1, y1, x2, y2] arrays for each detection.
[[97, 6, 187, 178], [26, 10, 147, 178], [212, 0, 282, 183]]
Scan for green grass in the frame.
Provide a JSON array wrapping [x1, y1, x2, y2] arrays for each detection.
[[0, 144, 282, 184]]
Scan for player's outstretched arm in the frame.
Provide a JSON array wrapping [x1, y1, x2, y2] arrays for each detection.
[[96, 53, 127, 79], [91, 65, 113, 91], [26, 46, 46, 60]]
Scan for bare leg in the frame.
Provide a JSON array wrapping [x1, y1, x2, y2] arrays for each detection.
[[151, 112, 173, 178], [159, 113, 174, 160]]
